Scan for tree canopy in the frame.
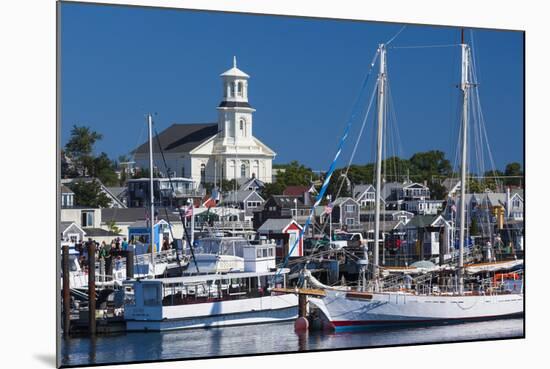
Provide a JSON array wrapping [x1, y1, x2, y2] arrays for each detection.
[[69, 180, 111, 208]]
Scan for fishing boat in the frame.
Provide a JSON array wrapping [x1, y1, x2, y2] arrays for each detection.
[[123, 239, 298, 331], [305, 36, 524, 330]]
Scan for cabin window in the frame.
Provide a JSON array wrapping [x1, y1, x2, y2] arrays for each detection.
[[262, 248, 268, 258], [257, 249, 262, 258], [143, 285, 160, 306], [268, 248, 274, 257], [124, 286, 135, 306]]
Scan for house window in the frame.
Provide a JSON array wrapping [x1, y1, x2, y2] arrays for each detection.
[[81, 211, 94, 228], [346, 218, 355, 225], [346, 204, 355, 212], [240, 164, 246, 178], [268, 248, 274, 257], [200, 163, 206, 184], [512, 199, 521, 207]]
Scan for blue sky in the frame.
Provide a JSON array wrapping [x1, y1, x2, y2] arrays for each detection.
[[61, 3, 524, 173]]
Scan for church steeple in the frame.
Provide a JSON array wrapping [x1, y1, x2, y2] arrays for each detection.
[[219, 56, 251, 108], [217, 57, 256, 146]]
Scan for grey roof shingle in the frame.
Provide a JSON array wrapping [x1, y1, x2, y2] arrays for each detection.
[[257, 218, 298, 233], [133, 123, 218, 154]]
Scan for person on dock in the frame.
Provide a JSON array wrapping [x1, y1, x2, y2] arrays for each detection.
[[121, 237, 128, 251]]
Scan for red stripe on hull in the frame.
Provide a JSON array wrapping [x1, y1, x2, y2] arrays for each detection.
[[332, 313, 523, 327]]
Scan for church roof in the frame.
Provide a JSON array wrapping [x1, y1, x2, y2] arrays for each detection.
[[133, 123, 218, 154], [220, 56, 250, 78]]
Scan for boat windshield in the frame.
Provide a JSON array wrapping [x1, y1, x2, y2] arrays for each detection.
[[194, 238, 249, 256], [333, 233, 352, 241]]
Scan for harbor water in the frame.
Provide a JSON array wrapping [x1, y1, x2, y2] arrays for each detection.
[[60, 318, 523, 367]]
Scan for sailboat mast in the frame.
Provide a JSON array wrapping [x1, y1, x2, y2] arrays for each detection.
[[458, 39, 470, 294], [373, 43, 386, 288], [148, 113, 156, 266]]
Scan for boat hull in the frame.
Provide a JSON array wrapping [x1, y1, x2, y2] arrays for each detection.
[[309, 290, 523, 332], [126, 294, 299, 331]]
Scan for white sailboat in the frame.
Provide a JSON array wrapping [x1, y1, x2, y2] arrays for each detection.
[[308, 38, 524, 331]]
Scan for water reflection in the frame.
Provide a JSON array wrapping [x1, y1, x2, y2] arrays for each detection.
[[61, 318, 523, 367]]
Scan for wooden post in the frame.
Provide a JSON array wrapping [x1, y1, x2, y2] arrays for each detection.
[[62, 245, 71, 337], [88, 242, 96, 335], [126, 249, 134, 279], [298, 294, 307, 318], [105, 256, 113, 279]]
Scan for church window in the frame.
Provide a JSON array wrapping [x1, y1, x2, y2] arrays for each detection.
[[200, 163, 206, 184], [237, 82, 243, 96], [240, 164, 246, 178]]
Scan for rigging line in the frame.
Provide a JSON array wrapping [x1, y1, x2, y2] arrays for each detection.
[[153, 126, 200, 274], [335, 79, 379, 199], [273, 48, 381, 281], [390, 44, 461, 50], [386, 25, 407, 46]]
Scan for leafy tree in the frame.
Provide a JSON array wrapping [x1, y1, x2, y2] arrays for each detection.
[[504, 162, 523, 187], [64, 125, 103, 176], [70, 180, 111, 208], [221, 179, 239, 192], [275, 161, 317, 186], [261, 181, 286, 199], [470, 217, 480, 236], [106, 219, 122, 235], [90, 152, 118, 186], [409, 150, 452, 182]]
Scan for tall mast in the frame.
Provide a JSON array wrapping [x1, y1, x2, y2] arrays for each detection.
[[458, 36, 470, 294], [373, 43, 386, 290], [148, 113, 156, 267]]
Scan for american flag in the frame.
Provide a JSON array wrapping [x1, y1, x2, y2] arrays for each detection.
[[324, 202, 334, 215], [184, 205, 194, 218]]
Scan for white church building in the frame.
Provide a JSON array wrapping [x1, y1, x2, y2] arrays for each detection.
[[133, 58, 276, 188]]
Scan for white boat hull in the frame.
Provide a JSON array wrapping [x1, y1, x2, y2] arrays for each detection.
[[126, 294, 299, 331], [309, 290, 523, 331]]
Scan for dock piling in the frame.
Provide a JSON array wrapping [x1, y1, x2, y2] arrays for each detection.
[[62, 245, 71, 337], [126, 249, 134, 279], [88, 242, 96, 335]]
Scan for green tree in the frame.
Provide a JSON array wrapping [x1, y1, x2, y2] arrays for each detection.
[[470, 217, 480, 236], [221, 179, 239, 192], [409, 150, 452, 182], [64, 125, 103, 176], [106, 219, 122, 235], [262, 181, 286, 199], [90, 152, 118, 186], [275, 161, 317, 186], [504, 162, 523, 187], [70, 180, 111, 208]]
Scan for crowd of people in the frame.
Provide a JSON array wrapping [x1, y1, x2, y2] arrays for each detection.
[[71, 236, 173, 270]]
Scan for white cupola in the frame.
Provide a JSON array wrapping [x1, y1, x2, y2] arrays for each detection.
[[217, 56, 255, 146]]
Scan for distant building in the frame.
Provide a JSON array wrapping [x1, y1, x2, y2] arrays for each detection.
[[126, 177, 201, 208], [61, 178, 126, 208], [330, 197, 361, 228], [133, 58, 276, 188], [257, 218, 303, 258], [61, 185, 75, 208], [221, 190, 265, 221]]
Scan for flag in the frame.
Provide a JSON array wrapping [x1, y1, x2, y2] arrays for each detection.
[[451, 204, 456, 213], [185, 205, 194, 218], [324, 202, 333, 215]]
